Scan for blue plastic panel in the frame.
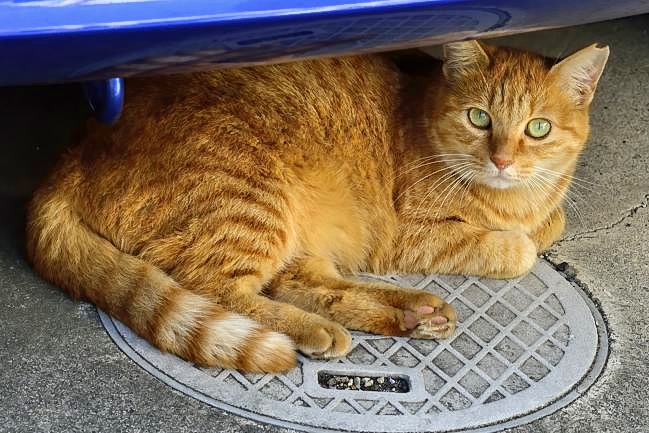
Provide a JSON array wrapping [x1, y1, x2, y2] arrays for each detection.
[[1, 1, 648, 85]]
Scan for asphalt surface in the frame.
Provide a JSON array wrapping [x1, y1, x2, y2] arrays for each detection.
[[1, 15, 648, 433]]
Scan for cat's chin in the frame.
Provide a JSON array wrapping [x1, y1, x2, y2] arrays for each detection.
[[479, 175, 519, 190]]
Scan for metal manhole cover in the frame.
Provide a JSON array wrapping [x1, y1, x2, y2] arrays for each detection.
[[99, 260, 607, 433]]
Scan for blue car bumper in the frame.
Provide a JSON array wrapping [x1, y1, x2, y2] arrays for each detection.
[[2, 1, 647, 122], [2, 0, 648, 86]]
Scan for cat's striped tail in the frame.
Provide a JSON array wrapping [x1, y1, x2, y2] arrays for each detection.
[[25, 186, 296, 373]]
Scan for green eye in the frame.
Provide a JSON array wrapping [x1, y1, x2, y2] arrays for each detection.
[[526, 118, 552, 139], [468, 108, 491, 129]]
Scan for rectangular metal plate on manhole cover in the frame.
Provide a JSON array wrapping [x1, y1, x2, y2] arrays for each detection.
[[99, 260, 607, 433]]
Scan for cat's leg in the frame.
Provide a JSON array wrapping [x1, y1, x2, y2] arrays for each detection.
[[266, 259, 456, 339], [221, 291, 353, 359], [391, 219, 538, 279], [529, 207, 566, 251], [166, 240, 353, 360], [175, 264, 353, 359]]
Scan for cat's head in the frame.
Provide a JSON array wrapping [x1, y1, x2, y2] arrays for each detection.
[[431, 40, 609, 190]]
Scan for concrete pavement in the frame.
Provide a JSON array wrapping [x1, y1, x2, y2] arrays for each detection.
[[1, 15, 648, 433]]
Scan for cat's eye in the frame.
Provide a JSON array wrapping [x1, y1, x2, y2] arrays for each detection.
[[467, 108, 491, 129], [525, 118, 552, 139]]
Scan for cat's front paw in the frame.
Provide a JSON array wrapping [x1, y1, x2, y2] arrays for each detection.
[[406, 302, 457, 340], [483, 230, 537, 279]]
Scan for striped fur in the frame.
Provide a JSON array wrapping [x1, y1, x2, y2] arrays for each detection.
[[26, 185, 296, 372], [26, 41, 607, 372]]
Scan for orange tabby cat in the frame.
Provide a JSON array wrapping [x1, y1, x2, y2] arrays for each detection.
[[26, 40, 608, 373]]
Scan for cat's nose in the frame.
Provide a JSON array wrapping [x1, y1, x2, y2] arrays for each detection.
[[490, 155, 514, 170]]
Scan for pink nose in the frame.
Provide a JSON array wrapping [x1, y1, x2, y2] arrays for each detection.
[[490, 155, 514, 170]]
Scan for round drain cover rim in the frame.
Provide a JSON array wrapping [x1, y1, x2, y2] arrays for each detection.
[[99, 260, 608, 433]]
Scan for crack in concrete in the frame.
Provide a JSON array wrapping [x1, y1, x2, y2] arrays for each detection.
[[558, 193, 649, 243]]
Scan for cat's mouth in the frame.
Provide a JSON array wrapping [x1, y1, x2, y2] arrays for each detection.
[[479, 171, 520, 189]]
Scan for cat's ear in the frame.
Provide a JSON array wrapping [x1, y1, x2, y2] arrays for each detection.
[[550, 43, 610, 106], [442, 40, 490, 81]]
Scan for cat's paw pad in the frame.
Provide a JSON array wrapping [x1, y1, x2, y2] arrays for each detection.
[[406, 303, 457, 340], [297, 321, 352, 359]]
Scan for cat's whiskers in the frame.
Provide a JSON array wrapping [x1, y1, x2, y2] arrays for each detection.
[[563, 188, 596, 212], [455, 172, 478, 216], [524, 176, 564, 220], [409, 165, 476, 240], [522, 177, 543, 213], [458, 171, 479, 218], [531, 172, 567, 201], [397, 154, 450, 171], [408, 165, 472, 217], [397, 163, 473, 205], [431, 167, 476, 222], [396, 153, 474, 170], [399, 153, 473, 166], [395, 161, 474, 201], [535, 171, 594, 205], [532, 173, 585, 224], [533, 168, 601, 215], [537, 173, 594, 215], [534, 166, 601, 190], [563, 191, 594, 216], [409, 169, 471, 241], [534, 182, 601, 218], [393, 155, 473, 180], [426, 164, 477, 220], [532, 167, 604, 206], [529, 171, 576, 215], [407, 163, 476, 232]]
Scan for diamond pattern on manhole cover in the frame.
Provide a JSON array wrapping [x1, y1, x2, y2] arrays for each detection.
[[99, 261, 606, 433]]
